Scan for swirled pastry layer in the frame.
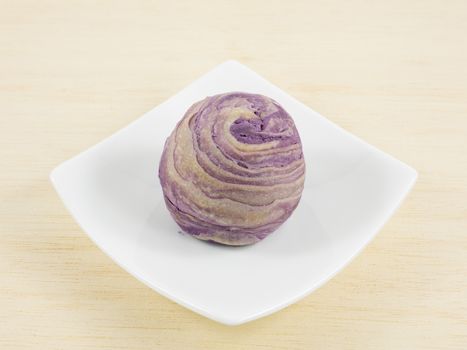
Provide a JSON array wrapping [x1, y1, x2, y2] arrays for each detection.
[[159, 92, 305, 245]]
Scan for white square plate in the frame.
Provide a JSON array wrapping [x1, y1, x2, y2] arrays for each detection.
[[51, 61, 417, 325]]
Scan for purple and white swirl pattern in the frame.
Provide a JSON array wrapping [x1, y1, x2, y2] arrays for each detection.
[[159, 92, 305, 245]]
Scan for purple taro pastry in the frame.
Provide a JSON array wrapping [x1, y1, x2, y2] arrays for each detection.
[[158, 92, 306, 246]]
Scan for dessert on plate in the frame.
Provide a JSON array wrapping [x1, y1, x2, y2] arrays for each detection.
[[159, 92, 305, 245]]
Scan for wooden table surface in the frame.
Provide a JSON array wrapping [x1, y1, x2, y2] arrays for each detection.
[[1, 1, 466, 349]]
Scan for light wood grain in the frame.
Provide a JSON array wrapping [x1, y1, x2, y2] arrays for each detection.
[[1, 0, 466, 349]]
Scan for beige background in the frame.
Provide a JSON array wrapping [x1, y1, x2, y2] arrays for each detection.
[[1, 0, 466, 349]]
